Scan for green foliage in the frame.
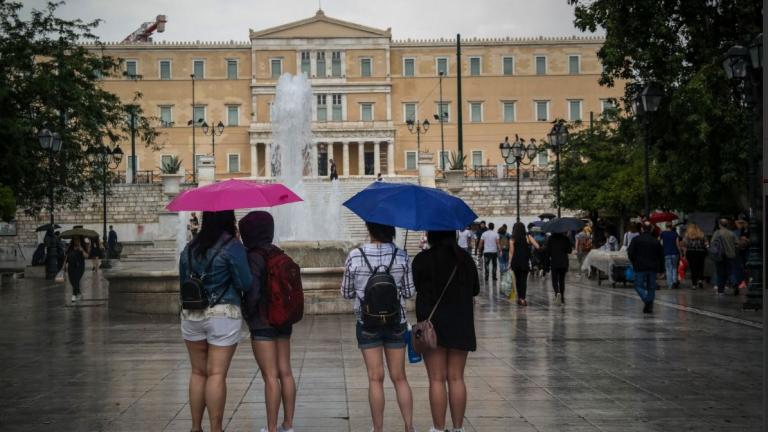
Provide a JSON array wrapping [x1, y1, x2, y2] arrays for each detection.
[[0, 1, 161, 213], [160, 155, 183, 174], [0, 186, 17, 222], [447, 151, 467, 170], [567, 0, 761, 212]]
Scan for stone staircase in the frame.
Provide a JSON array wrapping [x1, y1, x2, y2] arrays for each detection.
[[120, 246, 177, 262]]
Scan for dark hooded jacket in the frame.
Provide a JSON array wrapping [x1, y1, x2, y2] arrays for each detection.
[[238, 211, 279, 331]]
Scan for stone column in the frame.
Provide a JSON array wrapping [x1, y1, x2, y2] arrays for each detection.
[[374, 142, 381, 177], [264, 142, 272, 178], [358, 142, 366, 175], [386, 140, 395, 176], [310, 142, 319, 176], [342, 141, 350, 177], [250, 143, 259, 177], [326, 142, 334, 176]]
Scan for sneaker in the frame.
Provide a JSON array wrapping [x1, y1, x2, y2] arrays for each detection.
[[553, 293, 560, 304], [278, 426, 294, 432], [429, 427, 445, 432], [642, 302, 651, 314], [71, 295, 77, 302]]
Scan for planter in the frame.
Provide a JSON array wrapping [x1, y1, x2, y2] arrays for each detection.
[[444, 169, 465, 192], [160, 173, 184, 196]]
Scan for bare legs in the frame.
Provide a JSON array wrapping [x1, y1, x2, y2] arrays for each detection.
[[185, 340, 237, 432], [361, 347, 414, 432], [424, 347, 469, 430], [252, 339, 296, 432]]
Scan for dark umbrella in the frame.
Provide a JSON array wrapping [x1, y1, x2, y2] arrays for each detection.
[[542, 217, 585, 233], [528, 220, 546, 229], [60, 227, 99, 239], [35, 223, 61, 232], [539, 213, 557, 220], [648, 211, 678, 224]]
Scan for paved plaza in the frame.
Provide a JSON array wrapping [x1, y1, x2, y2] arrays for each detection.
[[0, 267, 762, 432]]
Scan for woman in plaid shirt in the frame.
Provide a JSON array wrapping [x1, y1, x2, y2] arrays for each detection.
[[341, 222, 416, 432]]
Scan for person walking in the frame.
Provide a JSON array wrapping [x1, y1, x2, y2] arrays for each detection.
[[341, 222, 415, 432], [660, 223, 682, 289], [710, 218, 739, 295], [89, 235, 103, 271], [329, 159, 339, 181], [509, 222, 540, 306], [179, 210, 252, 432], [457, 225, 473, 256], [107, 225, 118, 259], [413, 231, 479, 432], [474, 221, 487, 259], [574, 226, 592, 275], [479, 222, 500, 281], [497, 225, 510, 274], [64, 236, 88, 302], [622, 223, 640, 249], [544, 232, 572, 305], [681, 223, 708, 289], [627, 223, 664, 313], [238, 211, 297, 432]]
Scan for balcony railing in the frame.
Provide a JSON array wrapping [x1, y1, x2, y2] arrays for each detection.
[[437, 165, 550, 180]]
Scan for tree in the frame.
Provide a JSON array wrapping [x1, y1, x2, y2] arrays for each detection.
[[568, 0, 761, 213], [0, 1, 160, 213]]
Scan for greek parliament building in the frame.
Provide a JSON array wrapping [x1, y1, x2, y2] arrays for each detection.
[[95, 10, 622, 179]]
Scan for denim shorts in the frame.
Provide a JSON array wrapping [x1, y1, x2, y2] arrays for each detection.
[[355, 322, 406, 350], [250, 325, 293, 341]]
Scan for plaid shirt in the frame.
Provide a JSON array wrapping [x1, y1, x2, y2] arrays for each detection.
[[341, 243, 415, 324]]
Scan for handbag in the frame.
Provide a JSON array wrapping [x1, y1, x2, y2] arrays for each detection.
[[54, 270, 65, 283], [412, 266, 457, 354]]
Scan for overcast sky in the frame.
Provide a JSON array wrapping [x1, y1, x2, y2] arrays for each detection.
[[20, 0, 601, 42]]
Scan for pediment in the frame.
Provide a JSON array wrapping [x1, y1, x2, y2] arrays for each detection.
[[250, 10, 391, 39]]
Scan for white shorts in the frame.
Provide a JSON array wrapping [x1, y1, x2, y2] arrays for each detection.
[[181, 317, 243, 346]]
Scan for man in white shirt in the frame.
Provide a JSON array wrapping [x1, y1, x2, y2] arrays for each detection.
[[457, 226, 473, 255], [479, 222, 501, 281]]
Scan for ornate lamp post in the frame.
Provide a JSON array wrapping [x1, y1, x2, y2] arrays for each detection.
[[37, 128, 62, 279], [633, 83, 664, 217], [500, 135, 539, 221], [88, 143, 123, 269], [201, 120, 225, 157], [406, 118, 430, 184], [546, 120, 569, 218]]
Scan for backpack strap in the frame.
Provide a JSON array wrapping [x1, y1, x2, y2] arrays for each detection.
[[358, 247, 376, 273], [384, 247, 398, 274]]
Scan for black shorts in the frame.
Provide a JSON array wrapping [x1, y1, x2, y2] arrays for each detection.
[[250, 325, 293, 341]]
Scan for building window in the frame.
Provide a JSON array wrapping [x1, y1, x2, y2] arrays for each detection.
[[601, 99, 617, 119], [159, 106, 173, 127], [227, 60, 238, 79], [538, 151, 549, 166], [125, 60, 138, 78], [360, 103, 373, 121], [316, 95, 327, 122], [405, 151, 417, 170], [469, 57, 481, 76], [331, 51, 342, 77], [503, 102, 516, 122], [403, 103, 417, 122], [535, 101, 549, 122], [159, 60, 171, 80], [126, 155, 139, 174], [569, 100, 582, 121], [228, 154, 240, 173], [193, 60, 205, 79], [439, 151, 450, 170], [469, 102, 483, 122], [535, 56, 547, 75], [331, 94, 343, 121], [436, 57, 448, 76], [268, 102, 274, 122], [360, 58, 372, 77], [193, 105, 206, 124], [270, 58, 283, 78], [569, 55, 580, 75], [161, 154, 173, 168], [300, 51, 311, 76], [403, 58, 415, 77], [471, 150, 483, 168], [502, 56, 514, 75], [316, 52, 326, 78], [435, 102, 450, 122], [227, 105, 239, 126]]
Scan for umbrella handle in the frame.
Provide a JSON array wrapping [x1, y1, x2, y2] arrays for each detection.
[[403, 229, 408, 253]]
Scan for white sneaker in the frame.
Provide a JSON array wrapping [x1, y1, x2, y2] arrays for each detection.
[[71, 295, 77, 302], [429, 427, 446, 432], [278, 426, 294, 432]]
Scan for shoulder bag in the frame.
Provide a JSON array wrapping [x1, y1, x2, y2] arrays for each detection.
[[412, 266, 457, 354]]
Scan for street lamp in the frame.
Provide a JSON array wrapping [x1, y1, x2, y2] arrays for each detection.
[[37, 128, 63, 279], [406, 118, 430, 185], [546, 120, 569, 218], [88, 142, 123, 269], [201, 120, 225, 158], [435, 71, 446, 173], [634, 83, 663, 217], [189, 74, 197, 183], [500, 135, 539, 221]]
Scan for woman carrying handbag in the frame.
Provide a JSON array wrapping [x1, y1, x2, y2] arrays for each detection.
[[412, 230, 479, 432]]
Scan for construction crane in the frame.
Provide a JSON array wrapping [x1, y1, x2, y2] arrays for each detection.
[[122, 15, 167, 43]]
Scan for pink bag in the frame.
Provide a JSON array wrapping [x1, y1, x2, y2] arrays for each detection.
[[413, 267, 456, 354]]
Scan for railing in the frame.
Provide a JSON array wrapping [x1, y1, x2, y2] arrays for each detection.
[[436, 165, 550, 181], [115, 170, 157, 184]]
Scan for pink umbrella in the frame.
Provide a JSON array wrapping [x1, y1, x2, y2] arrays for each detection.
[[166, 179, 302, 211]]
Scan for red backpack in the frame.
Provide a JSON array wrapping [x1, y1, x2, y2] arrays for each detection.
[[258, 247, 304, 327]]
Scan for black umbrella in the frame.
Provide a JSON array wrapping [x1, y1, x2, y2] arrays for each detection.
[[542, 217, 585, 233], [35, 223, 61, 232], [60, 227, 99, 239], [539, 213, 557, 220]]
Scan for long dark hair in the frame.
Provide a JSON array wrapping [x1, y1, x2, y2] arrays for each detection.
[[511, 222, 527, 244], [190, 210, 236, 258], [426, 230, 472, 274]]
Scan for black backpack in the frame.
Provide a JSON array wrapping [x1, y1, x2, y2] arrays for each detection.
[[359, 247, 401, 329], [181, 239, 231, 310]]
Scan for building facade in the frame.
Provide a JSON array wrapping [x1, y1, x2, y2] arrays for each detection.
[[96, 10, 622, 180]]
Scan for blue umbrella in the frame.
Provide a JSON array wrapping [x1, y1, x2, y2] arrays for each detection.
[[343, 182, 477, 231], [541, 217, 585, 233]]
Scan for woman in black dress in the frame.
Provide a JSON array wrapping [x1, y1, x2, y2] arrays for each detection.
[[544, 232, 572, 305], [64, 237, 88, 302], [509, 222, 540, 306], [413, 230, 479, 432]]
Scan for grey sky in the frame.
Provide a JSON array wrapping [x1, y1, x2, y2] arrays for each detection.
[[21, 0, 601, 42]]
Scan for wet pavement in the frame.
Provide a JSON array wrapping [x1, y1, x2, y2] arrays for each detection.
[[0, 265, 762, 432]]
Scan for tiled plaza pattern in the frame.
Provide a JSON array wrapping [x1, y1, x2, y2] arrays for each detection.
[[0, 267, 761, 432]]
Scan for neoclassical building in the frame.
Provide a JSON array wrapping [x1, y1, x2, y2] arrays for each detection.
[[96, 10, 622, 179]]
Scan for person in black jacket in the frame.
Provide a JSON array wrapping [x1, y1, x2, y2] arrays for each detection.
[[544, 232, 573, 305], [413, 230, 479, 432], [627, 223, 665, 313]]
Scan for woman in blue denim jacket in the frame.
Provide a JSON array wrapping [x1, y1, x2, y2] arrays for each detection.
[[178, 210, 252, 432]]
